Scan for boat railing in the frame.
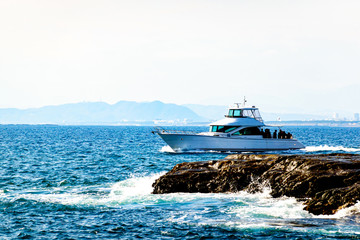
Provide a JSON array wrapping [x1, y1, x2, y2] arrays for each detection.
[[153, 127, 198, 135]]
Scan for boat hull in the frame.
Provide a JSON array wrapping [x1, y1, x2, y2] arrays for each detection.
[[158, 133, 305, 152]]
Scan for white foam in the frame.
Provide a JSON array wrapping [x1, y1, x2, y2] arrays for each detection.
[[2, 173, 229, 208], [110, 173, 161, 197], [334, 201, 360, 217], [304, 145, 360, 152], [106, 172, 166, 205], [164, 189, 313, 232], [228, 191, 311, 219], [159, 145, 227, 154], [0, 188, 98, 207], [0, 173, 167, 207], [315, 201, 360, 219], [3, 173, 359, 225], [159, 145, 175, 153], [21, 192, 92, 206]]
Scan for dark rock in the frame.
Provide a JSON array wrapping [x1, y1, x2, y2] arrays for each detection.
[[152, 153, 360, 215]]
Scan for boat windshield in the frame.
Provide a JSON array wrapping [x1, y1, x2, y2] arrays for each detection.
[[227, 108, 263, 122], [210, 125, 238, 133], [228, 109, 242, 117]]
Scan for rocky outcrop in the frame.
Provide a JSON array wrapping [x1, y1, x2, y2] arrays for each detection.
[[152, 154, 360, 215]]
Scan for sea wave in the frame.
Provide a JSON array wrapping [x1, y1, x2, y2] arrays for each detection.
[[1, 173, 359, 219], [304, 145, 360, 153], [0, 173, 165, 208]]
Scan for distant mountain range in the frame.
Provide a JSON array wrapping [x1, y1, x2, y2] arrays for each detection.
[[0, 101, 205, 125], [0, 101, 329, 125]]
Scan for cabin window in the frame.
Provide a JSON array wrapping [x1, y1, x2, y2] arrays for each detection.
[[233, 109, 241, 117], [242, 110, 253, 118], [217, 126, 225, 132], [224, 127, 237, 133], [227, 109, 242, 117], [211, 126, 224, 132], [228, 109, 234, 117], [210, 126, 238, 133], [232, 127, 261, 136]]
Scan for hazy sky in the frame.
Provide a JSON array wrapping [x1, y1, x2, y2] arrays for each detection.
[[1, 0, 359, 115]]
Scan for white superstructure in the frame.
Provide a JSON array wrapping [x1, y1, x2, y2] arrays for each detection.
[[154, 102, 305, 152]]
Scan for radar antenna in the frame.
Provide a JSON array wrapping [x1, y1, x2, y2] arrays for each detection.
[[233, 97, 247, 108]]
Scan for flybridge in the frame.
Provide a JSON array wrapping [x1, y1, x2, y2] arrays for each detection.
[[225, 105, 264, 123]]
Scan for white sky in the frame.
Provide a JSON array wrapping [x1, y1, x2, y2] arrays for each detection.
[[0, 0, 359, 115]]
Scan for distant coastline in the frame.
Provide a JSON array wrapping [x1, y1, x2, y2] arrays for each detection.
[[1, 120, 360, 127], [266, 120, 360, 127], [0, 101, 359, 126]]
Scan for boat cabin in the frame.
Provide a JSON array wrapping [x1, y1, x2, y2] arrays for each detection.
[[225, 106, 263, 123], [208, 105, 265, 135]]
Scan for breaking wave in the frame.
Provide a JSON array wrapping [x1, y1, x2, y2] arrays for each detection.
[[304, 145, 360, 153], [3, 173, 358, 218]]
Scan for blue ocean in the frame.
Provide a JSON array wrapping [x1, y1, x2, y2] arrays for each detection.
[[0, 125, 359, 239]]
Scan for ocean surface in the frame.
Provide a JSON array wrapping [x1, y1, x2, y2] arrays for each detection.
[[0, 125, 359, 239]]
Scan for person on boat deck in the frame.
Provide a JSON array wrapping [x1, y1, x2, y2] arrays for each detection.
[[260, 129, 265, 137], [279, 130, 284, 139], [273, 130, 277, 139], [264, 129, 271, 138], [287, 132, 293, 139]]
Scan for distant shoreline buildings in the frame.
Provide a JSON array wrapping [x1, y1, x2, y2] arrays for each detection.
[[332, 112, 360, 121], [354, 113, 360, 121]]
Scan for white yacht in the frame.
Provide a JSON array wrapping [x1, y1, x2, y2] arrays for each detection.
[[154, 102, 305, 152]]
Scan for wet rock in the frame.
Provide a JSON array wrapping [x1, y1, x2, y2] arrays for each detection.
[[152, 153, 360, 215]]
